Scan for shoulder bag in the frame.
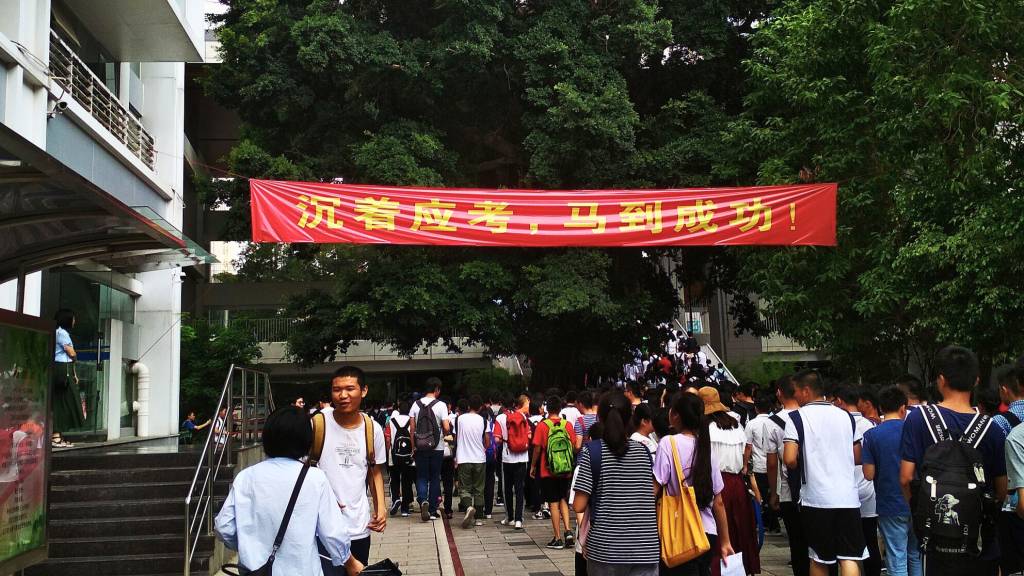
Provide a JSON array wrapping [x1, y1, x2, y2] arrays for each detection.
[[658, 436, 710, 568]]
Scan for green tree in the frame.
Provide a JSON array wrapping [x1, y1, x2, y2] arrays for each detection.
[[180, 319, 263, 415], [203, 0, 773, 383], [725, 0, 1024, 380]]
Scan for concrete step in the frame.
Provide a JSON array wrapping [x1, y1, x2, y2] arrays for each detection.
[[51, 497, 225, 520], [50, 465, 225, 485], [52, 450, 204, 471], [22, 552, 208, 576], [47, 534, 214, 558], [50, 480, 230, 504], [50, 515, 186, 539]]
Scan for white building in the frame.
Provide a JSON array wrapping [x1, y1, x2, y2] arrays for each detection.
[[0, 0, 209, 443]]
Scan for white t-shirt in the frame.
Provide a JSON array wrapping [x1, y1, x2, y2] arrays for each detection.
[[770, 409, 795, 503], [317, 413, 387, 540], [630, 432, 658, 455], [443, 412, 458, 458], [560, 406, 582, 425], [408, 397, 450, 451], [851, 412, 877, 517], [494, 412, 530, 464], [745, 414, 777, 474], [784, 401, 862, 509], [709, 421, 747, 474], [454, 412, 487, 464]]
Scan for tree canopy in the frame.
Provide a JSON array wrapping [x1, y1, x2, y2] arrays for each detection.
[[204, 0, 1024, 383]]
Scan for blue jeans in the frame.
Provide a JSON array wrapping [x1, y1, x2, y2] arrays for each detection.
[[878, 515, 921, 576], [414, 450, 443, 514]]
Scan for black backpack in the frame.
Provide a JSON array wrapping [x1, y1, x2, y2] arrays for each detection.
[[414, 399, 442, 451], [392, 419, 413, 465], [912, 405, 992, 554]]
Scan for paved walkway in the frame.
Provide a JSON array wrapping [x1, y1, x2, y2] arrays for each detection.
[[369, 502, 796, 576]]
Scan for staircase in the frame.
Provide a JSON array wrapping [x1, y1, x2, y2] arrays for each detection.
[[24, 448, 231, 576]]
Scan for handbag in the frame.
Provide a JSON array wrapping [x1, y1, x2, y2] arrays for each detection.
[[658, 436, 710, 568], [221, 461, 311, 576], [361, 558, 404, 575]]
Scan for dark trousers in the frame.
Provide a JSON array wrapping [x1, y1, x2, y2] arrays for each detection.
[[780, 501, 809, 576], [998, 510, 1024, 575], [388, 463, 414, 512], [495, 450, 504, 503], [441, 456, 455, 513], [659, 532, 718, 576], [526, 451, 542, 511], [754, 472, 779, 531], [319, 536, 370, 574], [862, 516, 881, 576], [503, 462, 527, 522], [484, 457, 498, 516], [414, 450, 443, 515]]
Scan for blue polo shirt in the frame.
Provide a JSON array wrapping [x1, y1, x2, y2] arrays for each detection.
[[863, 419, 909, 517]]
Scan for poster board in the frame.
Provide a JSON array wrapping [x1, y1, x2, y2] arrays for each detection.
[[0, 309, 51, 573]]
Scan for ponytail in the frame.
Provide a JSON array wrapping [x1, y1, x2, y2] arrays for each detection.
[[671, 392, 714, 508], [597, 391, 632, 458]]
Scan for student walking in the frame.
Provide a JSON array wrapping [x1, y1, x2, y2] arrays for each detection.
[[495, 394, 531, 529], [833, 386, 880, 576], [386, 400, 415, 517], [574, 390, 599, 449], [700, 386, 760, 575], [573, 391, 661, 576], [314, 366, 387, 571], [1002, 365, 1024, 576], [766, 376, 809, 576], [216, 406, 363, 576], [863, 386, 920, 576], [783, 370, 867, 576], [454, 396, 489, 528], [899, 346, 1007, 576], [744, 389, 782, 535], [531, 395, 578, 549], [409, 377, 451, 521], [655, 392, 734, 576]]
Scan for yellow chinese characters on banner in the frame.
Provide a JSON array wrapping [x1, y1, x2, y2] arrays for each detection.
[[354, 196, 400, 231], [295, 194, 343, 229]]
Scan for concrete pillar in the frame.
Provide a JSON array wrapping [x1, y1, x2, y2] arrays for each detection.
[[106, 319, 124, 441]]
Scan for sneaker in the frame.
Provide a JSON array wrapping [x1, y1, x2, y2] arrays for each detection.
[[420, 503, 431, 522], [564, 530, 575, 547], [498, 518, 510, 526], [485, 514, 492, 519], [462, 507, 476, 529], [496, 497, 504, 506], [475, 520, 484, 526], [431, 513, 442, 520], [533, 510, 546, 520], [389, 501, 402, 517], [401, 511, 411, 517], [546, 538, 565, 550], [514, 521, 523, 530], [542, 509, 552, 519]]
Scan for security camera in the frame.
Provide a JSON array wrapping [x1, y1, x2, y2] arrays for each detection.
[[47, 100, 69, 118]]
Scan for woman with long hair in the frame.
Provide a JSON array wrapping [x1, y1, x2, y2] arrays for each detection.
[[698, 387, 761, 575], [573, 391, 660, 576], [655, 392, 734, 576]]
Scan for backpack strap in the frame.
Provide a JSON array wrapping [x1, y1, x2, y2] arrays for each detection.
[[769, 414, 786, 430], [310, 410, 327, 465], [847, 412, 857, 438], [394, 419, 409, 433], [920, 404, 951, 444], [789, 410, 807, 486], [961, 412, 992, 450], [362, 413, 376, 468]]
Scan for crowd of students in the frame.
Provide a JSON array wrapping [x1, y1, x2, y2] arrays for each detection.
[[210, 342, 1024, 576]]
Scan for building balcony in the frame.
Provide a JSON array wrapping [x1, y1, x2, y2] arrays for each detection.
[[59, 0, 203, 62], [49, 31, 156, 170]]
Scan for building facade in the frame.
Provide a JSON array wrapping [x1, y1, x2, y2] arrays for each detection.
[[0, 0, 208, 442]]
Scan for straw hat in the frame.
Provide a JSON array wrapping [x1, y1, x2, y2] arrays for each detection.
[[698, 386, 729, 415]]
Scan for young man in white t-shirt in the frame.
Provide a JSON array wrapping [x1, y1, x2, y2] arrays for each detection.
[[317, 366, 387, 572], [832, 385, 881, 576], [744, 389, 782, 535], [494, 394, 531, 528], [454, 395, 489, 528], [768, 375, 809, 576], [386, 400, 414, 517], [408, 377, 451, 521], [783, 370, 867, 576]]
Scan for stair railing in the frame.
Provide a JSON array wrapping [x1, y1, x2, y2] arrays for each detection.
[[184, 364, 274, 576]]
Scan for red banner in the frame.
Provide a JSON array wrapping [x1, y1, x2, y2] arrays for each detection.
[[250, 180, 836, 247]]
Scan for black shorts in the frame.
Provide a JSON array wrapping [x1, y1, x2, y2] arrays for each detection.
[[540, 476, 571, 503], [800, 506, 868, 564]]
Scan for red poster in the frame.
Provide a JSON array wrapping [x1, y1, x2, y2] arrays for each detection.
[[250, 180, 836, 247]]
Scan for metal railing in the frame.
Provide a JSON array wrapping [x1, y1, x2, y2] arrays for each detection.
[[184, 364, 274, 576], [48, 31, 157, 170]]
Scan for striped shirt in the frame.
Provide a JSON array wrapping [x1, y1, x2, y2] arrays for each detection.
[[574, 413, 598, 439], [574, 440, 659, 564]]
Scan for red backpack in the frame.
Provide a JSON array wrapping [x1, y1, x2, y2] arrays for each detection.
[[505, 411, 531, 454]]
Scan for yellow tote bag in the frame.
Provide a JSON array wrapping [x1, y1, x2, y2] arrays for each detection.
[[659, 436, 711, 567]]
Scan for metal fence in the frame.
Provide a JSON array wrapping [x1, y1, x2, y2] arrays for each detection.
[[49, 31, 156, 170]]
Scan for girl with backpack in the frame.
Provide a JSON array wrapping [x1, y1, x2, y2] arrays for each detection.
[[573, 391, 659, 575], [654, 392, 734, 576], [386, 400, 415, 517]]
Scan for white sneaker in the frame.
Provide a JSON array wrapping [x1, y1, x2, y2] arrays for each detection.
[[462, 506, 476, 529], [499, 518, 509, 526], [514, 521, 523, 530]]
